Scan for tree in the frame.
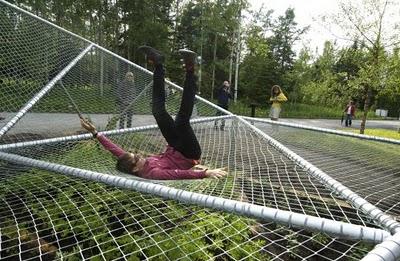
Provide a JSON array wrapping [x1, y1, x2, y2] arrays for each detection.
[[378, 47, 400, 118], [240, 6, 307, 105], [286, 47, 314, 104], [300, 41, 340, 106], [175, 0, 245, 98], [269, 8, 308, 75], [325, 0, 400, 133], [331, 41, 369, 105], [239, 6, 279, 104]]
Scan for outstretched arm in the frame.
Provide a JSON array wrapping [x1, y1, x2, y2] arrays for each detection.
[[145, 167, 227, 180], [80, 118, 126, 158]]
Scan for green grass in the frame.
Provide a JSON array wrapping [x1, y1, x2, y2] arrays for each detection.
[[229, 101, 384, 119], [340, 128, 400, 140]]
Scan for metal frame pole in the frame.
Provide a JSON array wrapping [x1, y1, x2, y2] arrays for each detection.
[[0, 44, 94, 139], [361, 232, 400, 261], [0, 116, 233, 151]]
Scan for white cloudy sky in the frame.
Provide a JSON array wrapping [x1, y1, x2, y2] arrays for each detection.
[[247, 0, 345, 54]]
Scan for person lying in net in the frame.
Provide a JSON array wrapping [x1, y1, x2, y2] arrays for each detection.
[[81, 46, 227, 180]]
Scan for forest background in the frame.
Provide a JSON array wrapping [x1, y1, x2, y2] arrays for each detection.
[[3, 0, 400, 134]]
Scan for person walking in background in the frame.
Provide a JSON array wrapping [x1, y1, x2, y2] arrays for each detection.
[[117, 71, 136, 129], [269, 85, 287, 121], [343, 100, 356, 127], [214, 80, 233, 130]]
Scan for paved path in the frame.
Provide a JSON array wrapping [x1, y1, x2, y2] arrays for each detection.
[[0, 112, 157, 138], [0, 112, 399, 140], [280, 118, 400, 131]]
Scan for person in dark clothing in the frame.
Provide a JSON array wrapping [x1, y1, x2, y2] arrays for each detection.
[[214, 80, 233, 130], [81, 46, 227, 180], [117, 71, 136, 129], [343, 100, 356, 127]]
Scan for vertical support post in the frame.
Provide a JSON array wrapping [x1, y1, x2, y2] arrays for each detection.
[[100, 50, 104, 96], [234, 2, 242, 103], [250, 104, 256, 117], [250, 103, 256, 125]]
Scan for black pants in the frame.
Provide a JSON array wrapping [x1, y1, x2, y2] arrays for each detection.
[[119, 106, 133, 129], [345, 114, 352, 127], [152, 65, 201, 160], [214, 104, 228, 128]]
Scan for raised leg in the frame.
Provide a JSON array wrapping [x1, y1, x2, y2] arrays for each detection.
[[138, 46, 178, 145]]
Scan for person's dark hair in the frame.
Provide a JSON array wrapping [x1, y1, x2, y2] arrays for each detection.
[[116, 153, 137, 174], [271, 85, 281, 97]]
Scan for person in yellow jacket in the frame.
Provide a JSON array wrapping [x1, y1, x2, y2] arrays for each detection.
[[269, 85, 287, 121]]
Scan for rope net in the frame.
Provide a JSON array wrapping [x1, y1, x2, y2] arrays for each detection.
[[1, 1, 399, 260], [0, 163, 375, 261], [254, 122, 400, 219]]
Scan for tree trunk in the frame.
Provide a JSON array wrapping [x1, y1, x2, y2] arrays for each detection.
[[98, 2, 104, 96], [198, 27, 204, 94], [360, 44, 380, 134], [211, 33, 218, 100], [234, 28, 241, 103], [234, 5, 242, 103], [360, 87, 372, 134], [228, 35, 234, 84], [172, 0, 181, 50]]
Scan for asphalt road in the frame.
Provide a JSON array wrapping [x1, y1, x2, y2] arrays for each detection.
[[0, 112, 156, 138], [0, 112, 399, 139], [280, 118, 400, 131]]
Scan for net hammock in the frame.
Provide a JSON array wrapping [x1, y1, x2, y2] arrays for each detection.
[[1, 1, 400, 260]]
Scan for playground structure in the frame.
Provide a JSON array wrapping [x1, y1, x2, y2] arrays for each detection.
[[1, 1, 400, 260]]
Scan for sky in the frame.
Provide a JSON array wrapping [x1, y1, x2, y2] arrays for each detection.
[[247, 0, 344, 55]]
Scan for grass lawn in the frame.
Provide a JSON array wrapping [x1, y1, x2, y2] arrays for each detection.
[[340, 128, 400, 140], [228, 101, 384, 120]]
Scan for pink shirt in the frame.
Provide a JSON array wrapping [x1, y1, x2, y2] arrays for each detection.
[[97, 134, 206, 180]]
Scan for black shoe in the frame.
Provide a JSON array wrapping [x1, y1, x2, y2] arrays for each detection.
[[137, 46, 164, 65], [220, 126, 224, 131], [178, 49, 197, 71]]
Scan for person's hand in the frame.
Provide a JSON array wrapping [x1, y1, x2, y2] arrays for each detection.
[[80, 118, 97, 135], [205, 167, 228, 179], [193, 164, 208, 171]]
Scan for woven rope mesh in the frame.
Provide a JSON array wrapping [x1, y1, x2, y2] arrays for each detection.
[[1, 1, 399, 260], [0, 120, 381, 227], [254, 122, 400, 218], [0, 163, 375, 260]]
